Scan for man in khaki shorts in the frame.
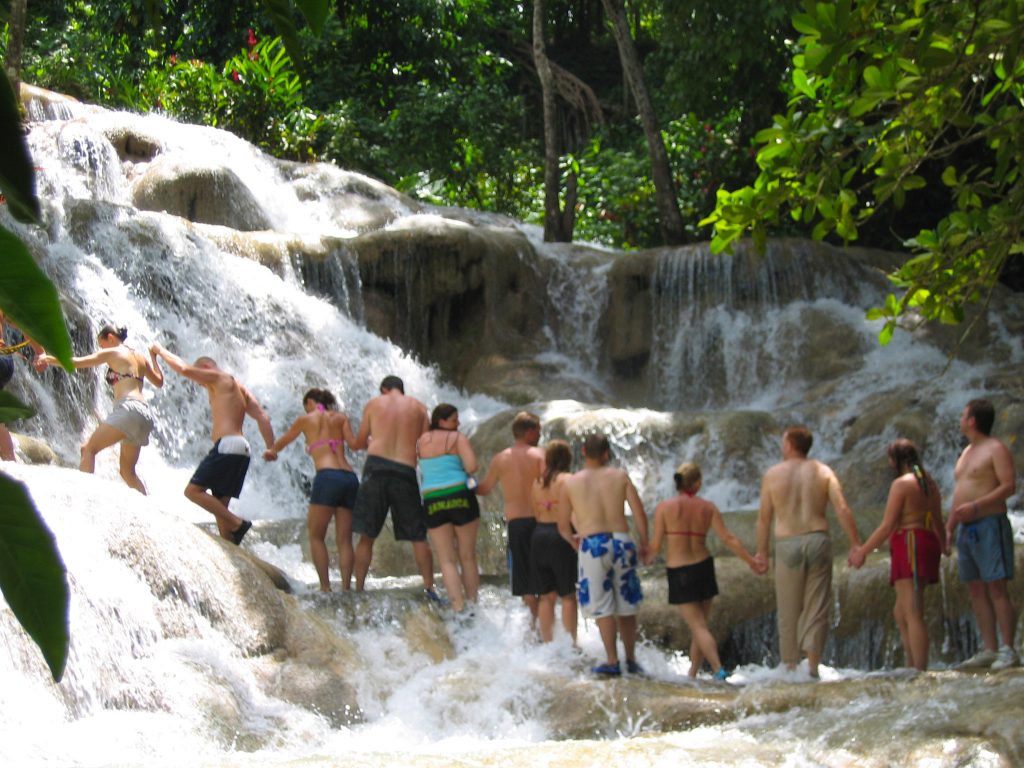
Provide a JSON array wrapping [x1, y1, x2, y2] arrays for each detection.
[[756, 426, 860, 678]]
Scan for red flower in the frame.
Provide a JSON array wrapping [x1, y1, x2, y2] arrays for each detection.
[[231, 70, 241, 82], [169, 54, 177, 64], [247, 28, 257, 48]]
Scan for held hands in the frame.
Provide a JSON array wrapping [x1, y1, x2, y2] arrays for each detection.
[[637, 542, 649, 565], [847, 546, 866, 569], [36, 352, 58, 370], [262, 449, 278, 462], [752, 552, 769, 576]]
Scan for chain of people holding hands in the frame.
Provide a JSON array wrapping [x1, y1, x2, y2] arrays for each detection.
[[6, 319, 1017, 678]]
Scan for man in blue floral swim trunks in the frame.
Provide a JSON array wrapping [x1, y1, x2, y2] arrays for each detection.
[[558, 433, 649, 676]]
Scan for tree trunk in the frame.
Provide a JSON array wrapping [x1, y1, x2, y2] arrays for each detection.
[[600, 0, 686, 245], [5, 0, 28, 103], [533, 0, 573, 242]]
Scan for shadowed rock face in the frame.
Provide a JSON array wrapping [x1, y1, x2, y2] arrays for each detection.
[[346, 217, 551, 391]]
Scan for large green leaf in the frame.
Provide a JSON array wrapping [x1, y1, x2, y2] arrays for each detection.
[[0, 472, 69, 682], [0, 225, 73, 371], [294, 0, 331, 35], [0, 72, 41, 225], [0, 391, 36, 423]]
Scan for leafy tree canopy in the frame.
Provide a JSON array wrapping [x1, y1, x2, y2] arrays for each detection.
[[702, 0, 1024, 343]]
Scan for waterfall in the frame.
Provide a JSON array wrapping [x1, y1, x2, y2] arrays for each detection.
[[3, 91, 1024, 767], [8, 105, 505, 524]]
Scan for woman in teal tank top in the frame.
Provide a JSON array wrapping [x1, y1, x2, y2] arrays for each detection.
[[417, 403, 480, 613]]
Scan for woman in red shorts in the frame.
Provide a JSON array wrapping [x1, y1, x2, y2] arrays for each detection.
[[848, 439, 946, 670]]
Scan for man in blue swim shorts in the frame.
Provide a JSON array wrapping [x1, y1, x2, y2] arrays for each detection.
[[558, 433, 649, 676], [947, 399, 1018, 670]]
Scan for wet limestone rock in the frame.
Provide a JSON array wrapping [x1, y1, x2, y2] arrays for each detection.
[[347, 216, 549, 387], [12, 434, 60, 465], [132, 154, 272, 231]]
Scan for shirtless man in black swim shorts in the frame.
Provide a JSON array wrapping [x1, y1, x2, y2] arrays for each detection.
[[476, 411, 545, 621], [151, 343, 274, 545], [351, 375, 436, 595]]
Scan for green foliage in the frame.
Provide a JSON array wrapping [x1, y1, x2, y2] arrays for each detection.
[[130, 36, 322, 160], [0, 391, 37, 423], [0, 76, 73, 369], [569, 111, 754, 249], [18, 0, 158, 104], [0, 473, 69, 682], [0, 73, 41, 225], [702, 0, 1024, 342], [221, 36, 323, 159], [647, 0, 799, 139], [0, 72, 71, 683]]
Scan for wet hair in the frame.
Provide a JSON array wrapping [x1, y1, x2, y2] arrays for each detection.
[[784, 426, 813, 456], [194, 356, 218, 369], [542, 440, 572, 488], [380, 375, 404, 394], [303, 388, 337, 410], [430, 403, 458, 430], [512, 411, 540, 438], [888, 438, 929, 496], [583, 432, 610, 460], [966, 398, 995, 436], [674, 462, 702, 493], [97, 323, 128, 343]]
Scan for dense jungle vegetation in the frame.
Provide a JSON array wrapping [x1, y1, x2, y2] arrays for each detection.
[[3, 0, 1023, 322], [5, 0, 795, 249]]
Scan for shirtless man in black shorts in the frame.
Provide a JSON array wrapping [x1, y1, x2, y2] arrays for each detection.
[[351, 375, 436, 596], [476, 411, 545, 621], [151, 343, 274, 545]]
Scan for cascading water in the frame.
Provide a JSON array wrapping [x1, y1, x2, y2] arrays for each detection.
[[3, 92, 1024, 766]]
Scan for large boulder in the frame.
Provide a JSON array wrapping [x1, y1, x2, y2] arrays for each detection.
[[132, 155, 273, 231]]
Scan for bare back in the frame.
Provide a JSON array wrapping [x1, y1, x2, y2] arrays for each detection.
[[484, 443, 545, 520], [890, 474, 942, 531], [653, 495, 713, 567], [205, 372, 250, 440], [562, 466, 634, 538], [106, 347, 148, 400], [303, 410, 354, 472], [760, 458, 835, 538], [532, 473, 567, 525], [359, 391, 429, 467]]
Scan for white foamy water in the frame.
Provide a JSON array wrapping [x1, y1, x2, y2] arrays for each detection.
[[3, 464, 1022, 768]]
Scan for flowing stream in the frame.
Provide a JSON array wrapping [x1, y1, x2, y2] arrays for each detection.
[[2, 95, 1023, 766]]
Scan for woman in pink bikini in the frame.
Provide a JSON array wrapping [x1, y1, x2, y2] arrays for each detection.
[[848, 439, 945, 670], [264, 388, 359, 591], [39, 323, 163, 493], [649, 462, 762, 680]]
